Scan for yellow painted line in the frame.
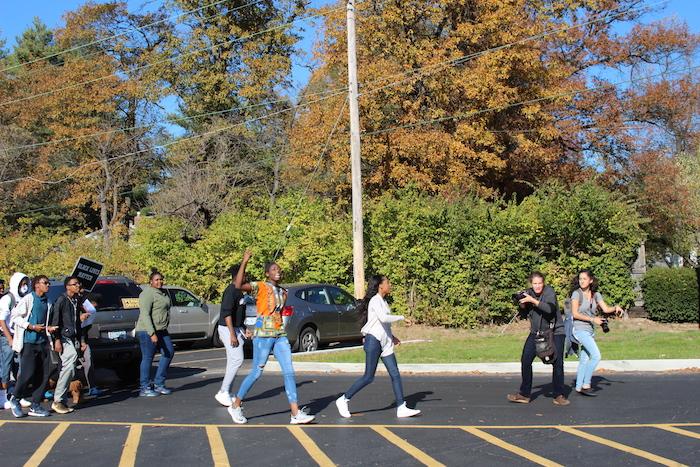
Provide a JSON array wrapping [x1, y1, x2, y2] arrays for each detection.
[[557, 427, 686, 466], [0, 421, 5, 427], [24, 421, 70, 467], [118, 423, 143, 467], [288, 426, 335, 467], [461, 427, 562, 467], [373, 426, 446, 466], [654, 425, 700, 440], [206, 425, 231, 467], [1, 419, 700, 430]]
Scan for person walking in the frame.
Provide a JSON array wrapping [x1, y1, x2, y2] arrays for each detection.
[[335, 275, 421, 418], [50, 276, 86, 414], [214, 264, 251, 407], [0, 273, 30, 408], [135, 270, 174, 397], [571, 269, 623, 395], [507, 272, 569, 406], [227, 250, 314, 425], [7, 275, 58, 417]]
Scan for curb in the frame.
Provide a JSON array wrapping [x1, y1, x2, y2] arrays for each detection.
[[261, 359, 700, 375]]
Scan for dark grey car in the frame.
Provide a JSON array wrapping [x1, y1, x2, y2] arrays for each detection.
[[245, 283, 362, 352]]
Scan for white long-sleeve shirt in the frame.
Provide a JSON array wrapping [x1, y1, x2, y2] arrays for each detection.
[[360, 294, 404, 357]]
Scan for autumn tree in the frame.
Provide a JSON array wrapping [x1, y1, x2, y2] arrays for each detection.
[[288, 0, 697, 201], [151, 0, 306, 229]]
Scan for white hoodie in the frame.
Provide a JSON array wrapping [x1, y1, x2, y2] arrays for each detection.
[[0, 272, 29, 335]]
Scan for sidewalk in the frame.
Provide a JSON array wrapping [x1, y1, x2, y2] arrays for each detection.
[[265, 359, 700, 374]]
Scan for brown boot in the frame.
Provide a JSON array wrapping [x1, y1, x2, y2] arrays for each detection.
[[507, 393, 531, 404], [553, 395, 570, 406]]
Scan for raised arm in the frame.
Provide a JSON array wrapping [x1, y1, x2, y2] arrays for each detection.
[[596, 295, 623, 316], [235, 249, 253, 291]]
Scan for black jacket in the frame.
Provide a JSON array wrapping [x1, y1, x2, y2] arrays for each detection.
[[521, 285, 564, 336], [50, 293, 83, 341], [218, 284, 245, 328]]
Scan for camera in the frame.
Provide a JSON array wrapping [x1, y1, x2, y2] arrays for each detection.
[[600, 319, 610, 333], [511, 291, 527, 304]]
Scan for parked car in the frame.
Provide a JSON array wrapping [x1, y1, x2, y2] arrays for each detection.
[[244, 283, 363, 352], [47, 276, 142, 382], [162, 286, 222, 348]]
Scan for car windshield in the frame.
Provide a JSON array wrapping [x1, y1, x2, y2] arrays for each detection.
[[48, 280, 141, 311]]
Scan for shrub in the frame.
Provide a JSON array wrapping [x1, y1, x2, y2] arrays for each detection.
[[642, 267, 699, 323]]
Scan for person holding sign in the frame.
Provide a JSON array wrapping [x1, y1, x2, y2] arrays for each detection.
[[135, 269, 174, 397]]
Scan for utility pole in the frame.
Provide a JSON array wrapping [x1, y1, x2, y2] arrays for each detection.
[[346, 0, 365, 298]]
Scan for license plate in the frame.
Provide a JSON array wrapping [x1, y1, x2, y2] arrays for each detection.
[[107, 331, 127, 340], [121, 298, 139, 309], [244, 317, 257, 326]]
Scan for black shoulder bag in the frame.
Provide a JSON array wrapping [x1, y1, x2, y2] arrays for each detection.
[[534, 309, 556, 365]]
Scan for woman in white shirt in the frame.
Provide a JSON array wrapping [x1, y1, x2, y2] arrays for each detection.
[[335, 275, 421, 418]]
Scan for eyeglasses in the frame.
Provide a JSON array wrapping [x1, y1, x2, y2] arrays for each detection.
[[68, 283, 81, 287], [39, 281, 50, 285]]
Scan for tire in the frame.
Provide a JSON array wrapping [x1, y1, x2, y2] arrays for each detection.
[[115, 361, 140, 383], [297, 327, 319, 352], [211, 328, 224, 348]]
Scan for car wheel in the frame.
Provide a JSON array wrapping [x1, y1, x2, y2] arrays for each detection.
[[211, 329, 224, 348], [115, 361, 140, 383], [298, 327, 319, 352]]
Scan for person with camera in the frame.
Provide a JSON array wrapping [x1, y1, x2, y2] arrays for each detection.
[[507, 272, 569, 406], [570, 269, 623, 395]]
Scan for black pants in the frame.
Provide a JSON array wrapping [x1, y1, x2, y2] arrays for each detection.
[[519, 333, 565, 398], [13, 342, 52, 405]]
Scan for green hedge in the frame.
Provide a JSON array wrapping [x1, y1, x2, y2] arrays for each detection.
[[642, 267, 699, 323], [0, 181, 645, 328]]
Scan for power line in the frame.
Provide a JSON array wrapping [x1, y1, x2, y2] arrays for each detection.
[[0, 0, 264, 74], [3, 0, 659, 152], [4, 86, 346, 152], [0, 88, 347, 186], [356, 0, 670, 98], [273, 97, 349, 261], [0, 6, 346, 108], [363, 65, 699, 137]]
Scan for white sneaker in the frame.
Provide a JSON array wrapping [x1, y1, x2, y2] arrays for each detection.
[[215, 391, 232, 407], [227, 405, 247, 424], [335, 395, 351, 418], [396, 402, 421, 418], [290, 408, 315, 425], [20, 398, 31, 408], [3, 400, 10, 410]]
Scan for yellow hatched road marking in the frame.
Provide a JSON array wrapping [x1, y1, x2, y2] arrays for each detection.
[[373, 426, 446, 466], [557, 426, 686, 466], [287, 426, 335, 467], [654, 425, 700, 440], [206, 425, 231, 467], [1, 419, 700, 429], [24, 421, 69, 467], [118, 423, 143, 467], [461, 427, 562, 467]]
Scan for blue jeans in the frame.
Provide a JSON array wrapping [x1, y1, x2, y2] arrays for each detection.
[[345, 334, 405, 406], [573, 328, 601, 390], [137, 330, 175, 389], [0, 335, 15, 385], [236, 336, 297, 404]]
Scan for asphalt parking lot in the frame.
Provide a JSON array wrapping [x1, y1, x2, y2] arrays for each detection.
[[1, 347, 698, 466]]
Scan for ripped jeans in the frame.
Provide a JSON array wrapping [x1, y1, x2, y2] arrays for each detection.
[[235, 336, 297, 404]]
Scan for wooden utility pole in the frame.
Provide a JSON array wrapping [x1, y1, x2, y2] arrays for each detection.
[[346, 0, 365, 298]]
